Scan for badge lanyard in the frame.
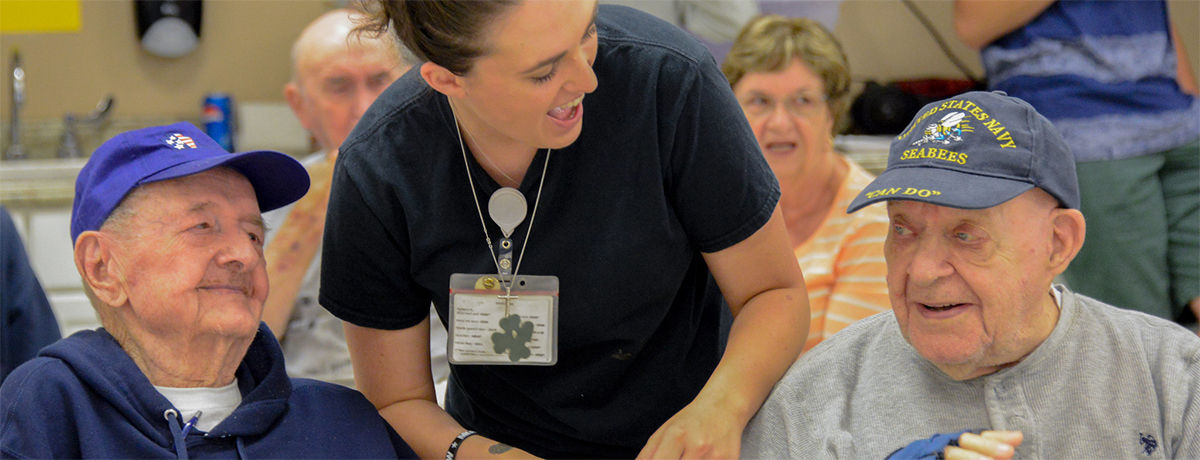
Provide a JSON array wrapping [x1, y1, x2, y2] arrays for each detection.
[[447, 100, 559, 365]]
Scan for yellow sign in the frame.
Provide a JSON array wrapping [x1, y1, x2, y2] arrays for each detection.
[[1, 0, 82, 34]]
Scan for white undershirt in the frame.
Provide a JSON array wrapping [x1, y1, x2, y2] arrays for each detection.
[[1051, 284, 1064, 309], [154, 380, 242, 432]]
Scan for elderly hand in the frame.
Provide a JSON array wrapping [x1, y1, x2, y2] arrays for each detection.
[[944, 431, 1023, 460], [635, 398, 744, 460]]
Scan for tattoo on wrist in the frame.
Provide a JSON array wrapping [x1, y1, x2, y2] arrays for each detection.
[[489, 443, 514, 454]]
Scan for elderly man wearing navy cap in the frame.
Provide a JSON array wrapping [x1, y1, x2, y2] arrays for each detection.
[[0, 123, 415, 458], [741, 92, 1200, 459]]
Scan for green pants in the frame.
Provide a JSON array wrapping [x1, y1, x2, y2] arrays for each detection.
[[1063, 140, 1200, 321]]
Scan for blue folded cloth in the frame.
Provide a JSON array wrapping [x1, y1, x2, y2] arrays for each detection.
[[886, 429, 979, 460]]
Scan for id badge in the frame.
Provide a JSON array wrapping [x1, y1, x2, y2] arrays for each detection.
[[448, 273, 559, 365]]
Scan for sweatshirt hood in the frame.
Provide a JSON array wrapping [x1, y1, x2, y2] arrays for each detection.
[[37, 323, 292, 443]]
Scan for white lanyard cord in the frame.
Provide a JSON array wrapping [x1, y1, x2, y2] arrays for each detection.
[[450, 100, 551, 299]]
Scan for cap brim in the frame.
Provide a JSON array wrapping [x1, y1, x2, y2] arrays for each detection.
[[141, 150, 310, 212], [847, 166, 1034, 213]]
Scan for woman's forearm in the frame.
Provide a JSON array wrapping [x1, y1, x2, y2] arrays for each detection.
[[696, 286, 809, 425]]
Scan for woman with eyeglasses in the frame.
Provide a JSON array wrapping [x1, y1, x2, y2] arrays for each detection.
[[724, 15, 890, 352]]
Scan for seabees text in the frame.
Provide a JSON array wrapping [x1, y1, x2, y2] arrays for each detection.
[[899, 147, 967, 164]]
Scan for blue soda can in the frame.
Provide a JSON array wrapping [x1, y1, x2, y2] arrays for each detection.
[[202, 93, 235, 151]]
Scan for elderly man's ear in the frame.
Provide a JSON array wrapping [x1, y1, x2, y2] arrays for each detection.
[[283, 81, 317, 136], [1048, 208, 1087, 276], [74, 231, 128, 308]]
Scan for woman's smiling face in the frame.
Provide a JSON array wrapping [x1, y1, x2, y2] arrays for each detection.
[[451, 0, 600, 151]]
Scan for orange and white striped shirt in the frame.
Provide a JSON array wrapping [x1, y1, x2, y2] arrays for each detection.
[[795, 158, 891, 351]]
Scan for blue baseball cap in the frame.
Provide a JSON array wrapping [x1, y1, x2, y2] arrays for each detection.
[[71, 122, 310, 243], [847, 91, 1079, 213]]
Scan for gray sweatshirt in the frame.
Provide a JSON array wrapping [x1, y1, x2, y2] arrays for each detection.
[[742, 286, 1200, 459]]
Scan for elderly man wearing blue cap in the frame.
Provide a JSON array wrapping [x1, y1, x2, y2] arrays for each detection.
[[0, 123, 415, 458], [741, 92, 1200, 459]]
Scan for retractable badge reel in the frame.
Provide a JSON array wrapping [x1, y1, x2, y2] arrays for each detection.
[[489, 188, 524, 275]]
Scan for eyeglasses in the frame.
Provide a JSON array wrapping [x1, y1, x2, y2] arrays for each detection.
[[739, 92, 828, 118]]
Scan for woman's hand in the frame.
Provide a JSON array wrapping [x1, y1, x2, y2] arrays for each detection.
[[636, 397, 744, 460], [635, 207, 809, 460]]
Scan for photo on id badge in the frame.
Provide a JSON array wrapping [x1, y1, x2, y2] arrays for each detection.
[[449, 273, 559, 365]]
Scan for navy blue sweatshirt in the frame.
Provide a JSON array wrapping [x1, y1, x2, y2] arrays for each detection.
[[0, 324, 416, 459]]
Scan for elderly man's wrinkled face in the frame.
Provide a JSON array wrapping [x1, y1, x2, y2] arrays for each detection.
[[884, 190, 1062, 380], [292, 44, 405, 152], [109, 168, 268, 341]]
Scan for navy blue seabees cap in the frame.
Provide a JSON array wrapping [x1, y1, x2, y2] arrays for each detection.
[[847, 91, 1079, 213], [71, 121, 310, 243]]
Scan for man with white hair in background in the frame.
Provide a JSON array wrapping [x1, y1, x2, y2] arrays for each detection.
[[266, 8, 450, 395]]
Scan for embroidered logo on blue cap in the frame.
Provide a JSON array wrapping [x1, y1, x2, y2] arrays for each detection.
[[900, 97, 1019, 150], [165, 133, 198, 149], [913, 112, 969, 146]]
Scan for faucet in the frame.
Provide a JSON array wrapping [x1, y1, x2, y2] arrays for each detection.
[[58, 95, 115, 158], [5, 50, 24, 160]]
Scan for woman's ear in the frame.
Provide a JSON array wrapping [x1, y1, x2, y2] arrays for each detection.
[[420, 61, 466, 98], [74, 231, 128, 308], [1048, 208, 1086, 276]]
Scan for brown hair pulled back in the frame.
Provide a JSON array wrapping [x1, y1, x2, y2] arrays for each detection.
[[355, 0, 518, 75]]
